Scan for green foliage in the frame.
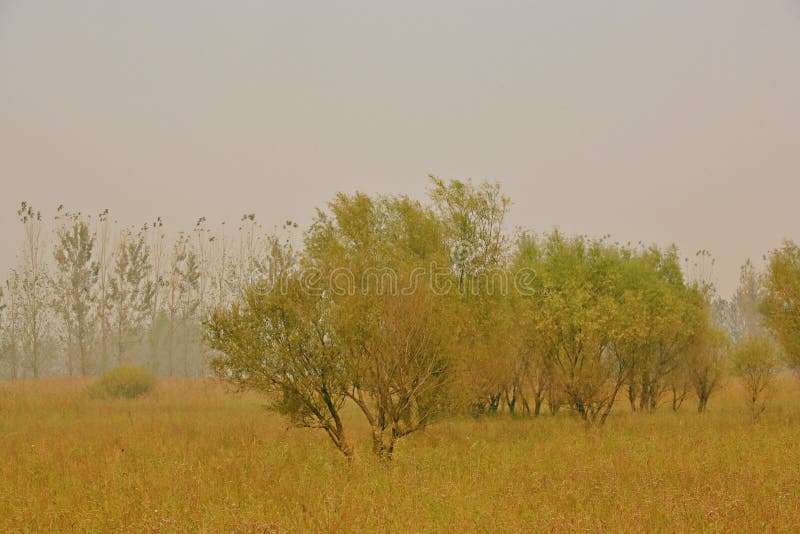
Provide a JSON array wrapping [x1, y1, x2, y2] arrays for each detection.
[[510, 232, 709, 422], [761, 241, 800, 368], [207, 272, 355, 458], [88, 365, 156, 399], [428, 175, 510, 279], [305, 192, 456, 458], [205, 177, 729, 461], [11, 177, 783, 461], [688, 325, 731, 413], [733, 337, 780, 378]]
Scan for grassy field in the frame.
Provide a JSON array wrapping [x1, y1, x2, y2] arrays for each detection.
[[2, 378, 800, 532]]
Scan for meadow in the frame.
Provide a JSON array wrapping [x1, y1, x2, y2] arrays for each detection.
[[2, 378, 800, 533]]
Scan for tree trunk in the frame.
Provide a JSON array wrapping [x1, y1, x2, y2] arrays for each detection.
[[66, 328, 74, 376], [488, 392, 502, 415], [627, 384, 637, 412], [167, 316, 175, 377], [370, 427, 395, 461], [548, 394, 560, 416], [182, 320, 191, 377], [506, 394, 516, 415], [78, 329, 87, 377], [520, 396, 531, 416], [9, 345, 19, 380], [32, 336, 40, 378]]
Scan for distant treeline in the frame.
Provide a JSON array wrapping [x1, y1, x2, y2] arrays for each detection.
[[0, 201, 298, 379]]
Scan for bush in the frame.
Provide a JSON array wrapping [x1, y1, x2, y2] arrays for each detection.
[[88, 366, 156, 399]]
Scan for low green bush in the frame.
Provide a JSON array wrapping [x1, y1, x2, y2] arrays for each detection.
[[88, 366, 156, 399]]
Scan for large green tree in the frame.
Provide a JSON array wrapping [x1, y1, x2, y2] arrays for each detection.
[[530, 233, 633, 425], [306, 192, 454, 458], [622, 247, 706, 413]]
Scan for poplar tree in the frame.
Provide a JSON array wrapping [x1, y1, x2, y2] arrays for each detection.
[[17, 202, 49, 377], [94, 209, 114, 372], [145, 218, 166, 372], [109, 227, 153, 365], [51, 209, 99, 376]]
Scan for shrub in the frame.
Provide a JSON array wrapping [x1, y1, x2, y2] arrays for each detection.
[[88, 366, 156, 399]]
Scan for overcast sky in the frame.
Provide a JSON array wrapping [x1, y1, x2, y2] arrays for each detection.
[[1, 0, 799, 296]]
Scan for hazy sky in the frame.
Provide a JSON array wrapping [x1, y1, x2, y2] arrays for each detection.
[[1, 0, 799, 296]]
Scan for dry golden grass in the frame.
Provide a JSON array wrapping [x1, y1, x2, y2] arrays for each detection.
[[1, 377, 800, 532]]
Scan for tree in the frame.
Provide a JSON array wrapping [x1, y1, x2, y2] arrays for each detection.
[[429, 177, 518, 416], [166, 232, 200, 376], [16, 202, 50, 377], [190, 217, 215, 374], [451, 288, 518, 416], [94, 209, 114, 372], [522, 232, 633, 425], [623, 248, 706, 413], [346, 283, 452, 458], [511, 231, 563, 417], [109, 227, 153, 365], [51, 209, 99, 376], [1, 274, 22, 379], [305, 192, 455, 458], [733, 336, 779, 420], [689, 324, 730, 413], [206, 269, 355, 460], [666, 362, 691, 412], [232, 213, 265, 298], [761, 241, 800, 369], [209, 221, 231, 308], [512, 232, 708, 422], [428, 175, 510, 284], [145, 217, 166, 373], [733, 260, 764, 341], [715, 259, 765, 344]]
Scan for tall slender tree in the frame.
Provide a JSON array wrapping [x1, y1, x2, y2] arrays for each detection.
[[731, 259, 765, 342], [51, 209, 99, 376], [94, 209, 114, 372], [140, 218, 165, 371], [109, 227, 153, 365], [17, 202, 49, 377], [166, 232, 200, 376]]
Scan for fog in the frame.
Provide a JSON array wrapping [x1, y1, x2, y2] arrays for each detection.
[[2, 0, 799, 296]]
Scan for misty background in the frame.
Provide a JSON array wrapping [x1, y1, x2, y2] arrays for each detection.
[[1, 0, 798, 297]]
